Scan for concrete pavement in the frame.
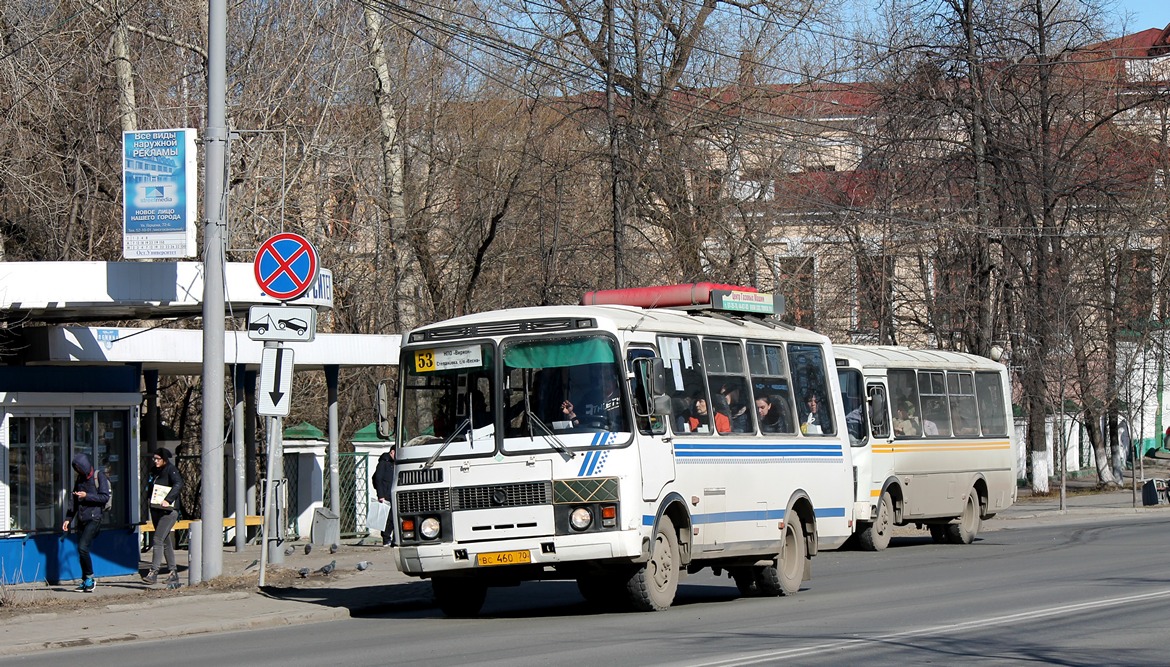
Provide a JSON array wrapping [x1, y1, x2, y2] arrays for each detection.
[[2, 475, 1170, 657], [0, 536, 432, 657]]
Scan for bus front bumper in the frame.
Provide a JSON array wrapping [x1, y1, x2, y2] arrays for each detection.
[[396, 529, 644, 577]]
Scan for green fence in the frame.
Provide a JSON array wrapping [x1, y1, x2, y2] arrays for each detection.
[[324, 452, 370, 539]]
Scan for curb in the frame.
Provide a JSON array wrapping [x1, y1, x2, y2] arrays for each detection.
[[0, 594, 434, 658]]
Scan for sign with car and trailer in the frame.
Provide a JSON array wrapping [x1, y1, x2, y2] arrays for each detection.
[[247, 305, 316, 342]]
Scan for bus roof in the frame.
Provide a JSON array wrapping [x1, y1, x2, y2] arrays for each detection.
[[833, 345, 1005, 372], [405, 304, 830, 347]]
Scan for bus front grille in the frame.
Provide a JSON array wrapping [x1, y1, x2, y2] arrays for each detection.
[[397, 488, 451, 514], [454, 481, 552, 510], [399, 468, 443, 486]]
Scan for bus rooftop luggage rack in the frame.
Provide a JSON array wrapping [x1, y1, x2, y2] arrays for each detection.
[[581, 283, 779, 316]]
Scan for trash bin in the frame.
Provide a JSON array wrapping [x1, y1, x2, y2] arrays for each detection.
[[311, 508, 340, 546], [1141, 479, 1165, 506]]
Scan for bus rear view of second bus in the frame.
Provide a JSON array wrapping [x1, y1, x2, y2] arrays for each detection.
[[834, 345, 1018, 551]]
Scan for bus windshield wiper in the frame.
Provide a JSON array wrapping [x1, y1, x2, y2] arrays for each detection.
[[423, 419, 470, 469], [525, 411, 574, 461]]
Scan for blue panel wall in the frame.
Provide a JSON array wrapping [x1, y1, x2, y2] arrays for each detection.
[[0, 529, 138, 585], [0, 365, 140, 392]]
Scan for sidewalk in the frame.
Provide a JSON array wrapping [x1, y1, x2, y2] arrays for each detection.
[[0, 536, 433, 657], [3, 473, 1170, 656]]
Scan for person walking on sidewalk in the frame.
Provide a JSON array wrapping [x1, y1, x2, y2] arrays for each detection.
[[143, 447, 184, 585], [372, 448, 395, 546], [61, 452, 111, 593]]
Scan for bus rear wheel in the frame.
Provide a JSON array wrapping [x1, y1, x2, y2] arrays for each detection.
[[625, 516, 679, 611], [858, 491, 894, 551], [432, 577, 487, 617], [945, 489, 981, 545], [755, 515, 806, 596]]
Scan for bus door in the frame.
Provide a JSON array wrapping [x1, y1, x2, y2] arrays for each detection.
[[629, 347, 674, 501], [865, 381, 894, 494]]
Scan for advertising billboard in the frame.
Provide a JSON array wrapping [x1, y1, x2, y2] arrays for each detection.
[[122, 129, 197, 259]]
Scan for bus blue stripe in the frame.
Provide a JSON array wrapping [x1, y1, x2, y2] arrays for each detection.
[[674, 442, 839, 449], [641, 507, 846, 526]]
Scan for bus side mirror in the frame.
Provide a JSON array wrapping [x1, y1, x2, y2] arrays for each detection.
[[633, 358, 672, 416], [376, 380, 396, 439]]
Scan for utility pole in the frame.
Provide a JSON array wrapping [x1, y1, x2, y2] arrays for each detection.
[[200, 0, 227, 581]]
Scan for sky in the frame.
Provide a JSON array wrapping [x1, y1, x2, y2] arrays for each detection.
[[1116, 0, 1166, 31]]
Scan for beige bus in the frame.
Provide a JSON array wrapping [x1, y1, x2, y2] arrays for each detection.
[[833, 345, 1018, 550]]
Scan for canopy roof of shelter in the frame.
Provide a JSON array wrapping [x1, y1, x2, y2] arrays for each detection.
[[0, 261, 331, 323], [12, 325, 399, 375]]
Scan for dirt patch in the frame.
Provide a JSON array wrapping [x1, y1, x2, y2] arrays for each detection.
[[0, 565, 322, 620]]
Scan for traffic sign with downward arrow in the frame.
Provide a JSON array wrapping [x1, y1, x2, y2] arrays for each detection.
[[258, 345, 294, 416]]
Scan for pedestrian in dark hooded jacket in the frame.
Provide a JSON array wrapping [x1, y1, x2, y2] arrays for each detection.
[[142, 447, 184, 585], [61, 452, 110, 593], [371, 449, 395, 546]]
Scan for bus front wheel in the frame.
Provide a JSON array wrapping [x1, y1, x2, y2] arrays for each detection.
[[858, 491, 894, 551], [625, 516, 679, 611], [432, 577, 487, 617]]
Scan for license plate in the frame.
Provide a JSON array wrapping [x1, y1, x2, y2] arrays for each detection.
[[476, 550, 532, 567]]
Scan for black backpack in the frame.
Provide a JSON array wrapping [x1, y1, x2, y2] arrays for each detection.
[[97, 470, 113, 512]]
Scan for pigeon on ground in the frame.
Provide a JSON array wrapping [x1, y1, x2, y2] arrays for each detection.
[[298, 567, 311, 578], [243, 559, 259, 571], [317, 559, 336, 575], [283, 545, 294, 556], [304, 543, 313, 555], [356, 560, 370, 571], [329, 543, 339, 554]]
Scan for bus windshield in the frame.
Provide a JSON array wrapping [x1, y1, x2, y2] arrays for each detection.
[[500, 335, 631, 447], [400, 343, 495, 449]]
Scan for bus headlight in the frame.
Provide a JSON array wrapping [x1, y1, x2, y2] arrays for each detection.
[[420, 517, 441, 539], [570, 507, 593, 531]]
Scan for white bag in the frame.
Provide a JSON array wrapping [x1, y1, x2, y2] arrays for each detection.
[[367, 500, 391, 531], [150, 483, 172, 508]]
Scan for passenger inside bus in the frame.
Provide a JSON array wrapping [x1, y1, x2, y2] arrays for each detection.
[[801, 392, 827, 435], [756, 395, 790, 433], [719, 381, 752, 433], [560, 370, 627, 432], [688, 394, 731, 434], [845, 399, 865, 445], [893, 400, 919, 436]]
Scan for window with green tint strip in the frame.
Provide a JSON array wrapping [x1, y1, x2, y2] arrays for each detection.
[[504, 337, 615, 368]]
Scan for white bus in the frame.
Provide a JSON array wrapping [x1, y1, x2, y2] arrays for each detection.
[[382, 284, 855, 615], [833, 345, 1018, 550]]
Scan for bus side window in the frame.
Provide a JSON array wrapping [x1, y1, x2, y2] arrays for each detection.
[[948, 372, 979, 436], [787, 343, 835, 436], [974, 372, 1008, 436], [705, 340, 752, 434], [748, 342, 795, 435], [659, 335, 710, 434]]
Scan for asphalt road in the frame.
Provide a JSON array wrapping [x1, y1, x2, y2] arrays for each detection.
[[7, 513, 1169, 666]]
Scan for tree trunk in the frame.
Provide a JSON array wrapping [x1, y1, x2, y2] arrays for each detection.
[[362, 6, 405, 330]]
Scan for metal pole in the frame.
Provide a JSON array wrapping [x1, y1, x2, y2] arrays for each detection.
[[201, 0, 227, 581], [258, 414, 282, 586], [188, 519, 203, 585], [326, 365, 340, 516], [245, 370, 258, 522], [233, 365, 247, 551]]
